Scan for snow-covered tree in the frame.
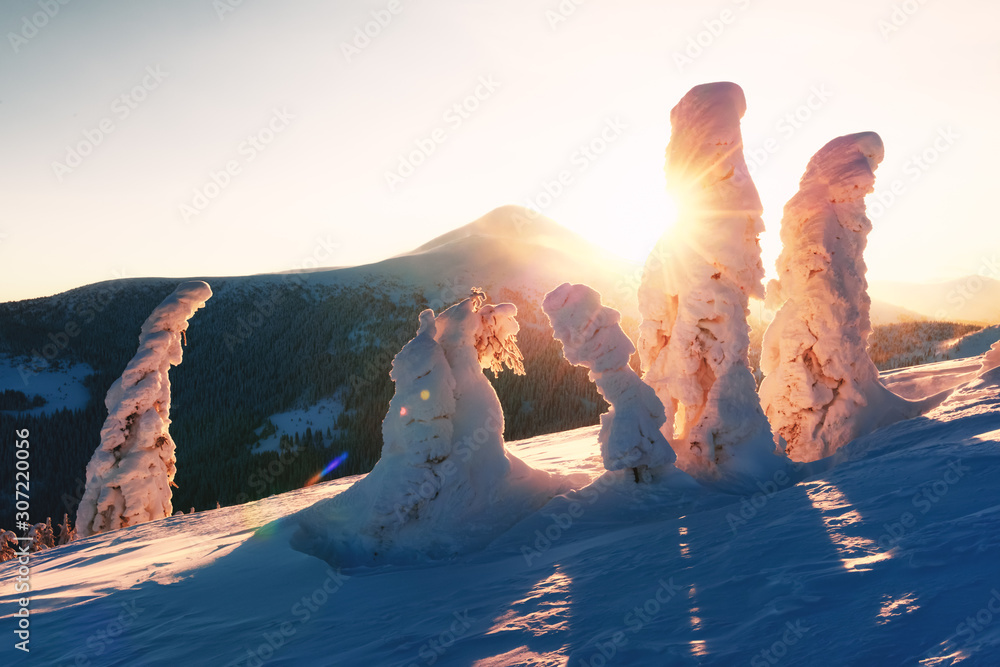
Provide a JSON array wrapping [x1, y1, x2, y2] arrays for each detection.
[[758, 133, 927, 461], [293, 290, 566, 566], [0, 530, 16, 562], [543, 283, 675, 481], [76, 281, 213, 537], [637, 82, 778, 477], [56, 514, 75, 546], [28, 518, 55, 551]]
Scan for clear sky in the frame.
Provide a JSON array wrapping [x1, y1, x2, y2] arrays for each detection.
[[1, 0, 997, 302]]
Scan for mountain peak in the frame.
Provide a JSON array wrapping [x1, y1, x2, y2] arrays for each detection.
[[408, 205, 570, 255], [468, 205, 561, 235]]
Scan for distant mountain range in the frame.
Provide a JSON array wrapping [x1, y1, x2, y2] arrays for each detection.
[[302, 204, 640, 315], [0, 206, 637, 522], [868, 299, 925, 325], [870, 276, 1000, 324], [0, 205, 993, 523]]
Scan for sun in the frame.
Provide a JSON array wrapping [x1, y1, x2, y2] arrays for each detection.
[[626, 189, 678, 264], [554, 131, 686, 266], [570, 167, 679, 265]]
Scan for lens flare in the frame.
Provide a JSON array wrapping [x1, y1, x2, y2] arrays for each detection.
[[305, 451, 349, 487]]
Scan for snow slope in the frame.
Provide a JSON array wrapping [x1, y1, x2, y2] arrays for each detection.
[[250, 398, 345, 453], [3, 358, 1000, 666], [946, 325, 1000, 359], [0, 354, 91, 415]]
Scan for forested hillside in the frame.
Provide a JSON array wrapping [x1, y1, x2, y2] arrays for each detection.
[[0, 271, 985, 526], [0, 274, 611, 523]]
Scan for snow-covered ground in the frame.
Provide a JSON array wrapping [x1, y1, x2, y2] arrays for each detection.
[[945, 325, 1000, 360], [250, 398, 345, 453], [3, 355, 1000, 666], [872, 325, 1000, 373], [0, 354, 91, 416]]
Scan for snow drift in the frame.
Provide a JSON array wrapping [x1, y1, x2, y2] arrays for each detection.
[[637, 82, 781, 482], [291, 290, 573, 566], [981, 341, 1000, 375], [759, 133, 940, 462], [10, 349, 1000, 666], [76, 281, 212, 537], [543, 283, 675, 481]]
